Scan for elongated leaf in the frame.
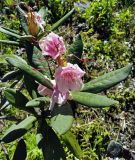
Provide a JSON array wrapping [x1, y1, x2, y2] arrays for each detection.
[[26, 97, 50, 108], [6, 55, 53, 89], [24, 74, 38, 99], [25, 42, 34, 65], [16, 6, 29, 34], [2, 27, 20, 35], [1, 70, 22, 82], [0, 27, 21, 39], [51, 8, 75, 31], [82, 64, 132, 93], [68, 34, 83, 65], [4, 88, 35, 114], [2, 116, 36, 143], [4, 88, 28, 107], [12, 139, 27, 160], [37, 120, 66, 160], [0, 40, 19, 46], [71, 91, 119, 108], [51, 103, 74, 135], [62, 131, 83, 159]]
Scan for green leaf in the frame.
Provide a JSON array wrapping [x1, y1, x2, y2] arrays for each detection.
[[32, 47, 51, 77], [25, 42, 34, 65], [12, 139, 27, 160], [71, 91, 119, 108], [26, 97, 50, 108], [62, 131, 83, 159], [4, 88, 28, 107], [0, 40, 19, 46], [24, 74, 38, 99], [6, 55, 53, 89], [51, 8, 75, 31], [51, 103, 74, 135], [16, 6, 29, 35], [4, 88, 35, 114], [1, 70, 22, 82], [82, 64, 132, 93], [37, 120, 66, 160], [2, 27, 20, 35], [0, 27, 21, 39], [68, 34, 83, 65], [2, 116, 36, 143]]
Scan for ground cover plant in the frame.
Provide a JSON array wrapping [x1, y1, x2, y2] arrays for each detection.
[[0, 0, 134, 159]]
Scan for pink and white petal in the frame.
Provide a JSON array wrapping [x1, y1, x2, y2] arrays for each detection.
[[56, 78, 69, 93], [38, 84, 53, 97], [69, 79, 83, 91], [49, 88, 69, 110]]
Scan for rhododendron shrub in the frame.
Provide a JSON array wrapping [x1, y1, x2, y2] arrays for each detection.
[[0, 2, 132, 160]]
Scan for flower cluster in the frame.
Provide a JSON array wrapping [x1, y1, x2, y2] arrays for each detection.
[[38, 32, 85, 110]]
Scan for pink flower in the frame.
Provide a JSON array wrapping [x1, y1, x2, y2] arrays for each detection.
[[38, 84, 53, 97], [50, 87, 69, 110], [39, 32, 66, 59], [37, 63, 85, 110], [55, 63, 85, 93], [38, 80, 68, 110]]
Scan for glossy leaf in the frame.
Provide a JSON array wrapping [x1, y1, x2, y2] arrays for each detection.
[[37, 120, 66, 160], [62, 131, 83, 159], [4, 88, 28, 107], [16, 6, 29, 34], [24, 74, 38, 99], [26, 97, 50, 108], [25, 42, 34, 66], [2, 116, 36, 143], [4, 88, 35, 114], [0, 27, 21, 39], [2, 27, 19, 34], [12, 139, 27, 160], [1, 70, 22, 82], [71, 91, 119, 108], [68, 34, 83, 65], [6, 55, 53, 89], [51, 103, 74, 135], [51, 8, 75, 31], [82, 64, 132, 93], [0, 40, 19, 46]]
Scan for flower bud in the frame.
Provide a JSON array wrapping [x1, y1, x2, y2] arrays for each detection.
[[27, 12, 45, 36]]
